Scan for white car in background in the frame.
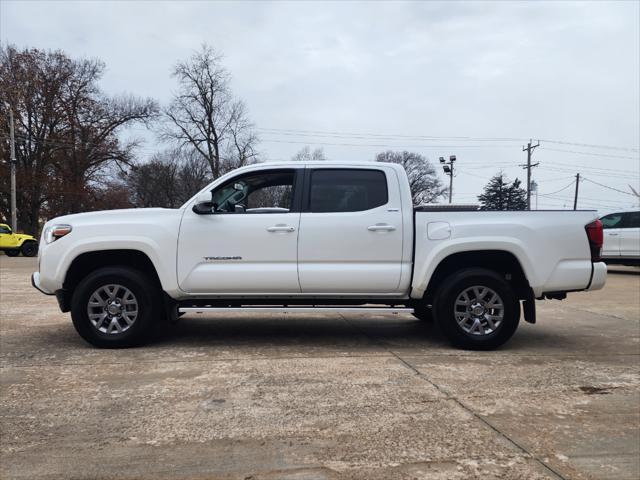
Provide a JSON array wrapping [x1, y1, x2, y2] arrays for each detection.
[[600, 210, 640, 266]]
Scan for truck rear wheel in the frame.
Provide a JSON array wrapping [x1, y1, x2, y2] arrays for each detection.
[[21, 241, 38, 257], [434, 268, 520, 350], [71, 266, 160, 348], [4, 249, 20, 257]]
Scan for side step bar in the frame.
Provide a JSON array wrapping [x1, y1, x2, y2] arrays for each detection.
[[179, 306, 414, 315]]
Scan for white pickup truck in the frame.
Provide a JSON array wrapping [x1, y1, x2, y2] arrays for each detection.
[[32, 161, 607, 350]]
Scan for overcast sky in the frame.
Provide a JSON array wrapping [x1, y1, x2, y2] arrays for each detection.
[[2, 0, 639, 211]]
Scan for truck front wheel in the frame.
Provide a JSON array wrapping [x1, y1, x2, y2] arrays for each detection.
[[434, 268, 520, 350], [71, 266, 160, 348]]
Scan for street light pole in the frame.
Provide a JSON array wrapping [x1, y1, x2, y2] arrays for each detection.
[[8, 106, 17, 231], [440, 155, 456, 204]]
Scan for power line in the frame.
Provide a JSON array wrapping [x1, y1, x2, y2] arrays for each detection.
[[457, 170, 492, 181], [542, 193, 631, 205], [541, 195, 632, 210], [539, 146, 639, 160], [256, 127, 527, 142], [260, 138, 517, 149], [542, 193, 623, 207], [256, 127, 639, 152], [582, 177, 637, 196], [545, 161, 639, 175], [538, 165, 636, 180], [535, 175, 579, 183], [461, 161, 639, 176], [538, 139, 639, 153], [540, 180, 576, 196]]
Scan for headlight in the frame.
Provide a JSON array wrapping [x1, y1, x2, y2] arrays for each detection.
[[44, 224, 72, 244]]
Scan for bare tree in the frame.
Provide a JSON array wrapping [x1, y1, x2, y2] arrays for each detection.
[[291, 146, 327, 161], [123, 149, 212, 208], [0, 47, 72, 232], [375, 150, 447, 204], [47, 93, 158, 216], [161, 45, 258, 178], [0, 45, 158, 233]]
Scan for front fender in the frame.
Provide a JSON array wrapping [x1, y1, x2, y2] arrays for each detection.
[[39, 235, 178, 294], [15, 234, 37, 246]]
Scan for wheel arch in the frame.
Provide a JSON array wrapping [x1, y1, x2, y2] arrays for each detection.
[[64, 249, 163, 297], [419, 250, 532, 302]]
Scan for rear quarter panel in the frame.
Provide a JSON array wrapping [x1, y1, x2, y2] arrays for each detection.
[[412, 210, 599, 298]]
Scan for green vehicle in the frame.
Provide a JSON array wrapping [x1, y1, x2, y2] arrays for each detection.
[[0, 223, 39, 257]]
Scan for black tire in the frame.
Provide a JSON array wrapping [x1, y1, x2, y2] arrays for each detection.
[[434, 268, 520, 350], [412, 304, 434, 322], [4, 249, 20, 257], [21, 241, 38, 257], [71, 266, 162, 348]]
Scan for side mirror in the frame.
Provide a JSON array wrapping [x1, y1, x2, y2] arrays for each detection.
[[192, 201, 217, 215], [234, 204, 246, 213]]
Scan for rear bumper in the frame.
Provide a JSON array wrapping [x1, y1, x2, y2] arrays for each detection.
[[587, 262, 607, 291]]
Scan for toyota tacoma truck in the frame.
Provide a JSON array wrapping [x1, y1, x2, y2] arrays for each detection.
[[32, 161, 607, 349]]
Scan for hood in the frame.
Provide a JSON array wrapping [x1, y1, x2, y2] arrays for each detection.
[[43, 208, 183, 230]]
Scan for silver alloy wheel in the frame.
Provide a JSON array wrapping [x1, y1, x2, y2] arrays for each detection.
[[454, 285, 504, 336], [87, 284, 139, 335]]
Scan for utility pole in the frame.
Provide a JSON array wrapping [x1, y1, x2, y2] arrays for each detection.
[[520, 139, 540, 210], [8, 106, 17, 231], [439, 155, 456, 203], [573, 173, 580, 210], [530, 180, 538, 210]]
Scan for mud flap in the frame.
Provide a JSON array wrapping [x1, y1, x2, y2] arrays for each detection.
[[163, 294, 180, 323], [523, 296, 536, 324]]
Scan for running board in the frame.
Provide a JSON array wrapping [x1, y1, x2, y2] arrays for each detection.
[[179, 306, 414, 315]]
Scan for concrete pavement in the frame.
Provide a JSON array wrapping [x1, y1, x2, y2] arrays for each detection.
[[1, 257, 638, 479]]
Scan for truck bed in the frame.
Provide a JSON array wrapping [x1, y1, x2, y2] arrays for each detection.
[[411, 209, 603, 298]]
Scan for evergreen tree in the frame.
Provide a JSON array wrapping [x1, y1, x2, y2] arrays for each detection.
[[478, 173, 527, 211]]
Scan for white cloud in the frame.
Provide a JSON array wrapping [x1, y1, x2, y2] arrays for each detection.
[[1, 0, 638, 210]]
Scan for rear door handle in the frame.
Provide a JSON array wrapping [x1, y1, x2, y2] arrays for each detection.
[[367, 224, 396, 232], [267, 225, 295, 233], [608, 233, 619, 236]]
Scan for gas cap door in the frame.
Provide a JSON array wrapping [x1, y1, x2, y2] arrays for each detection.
[[427, 221, 451, 240]]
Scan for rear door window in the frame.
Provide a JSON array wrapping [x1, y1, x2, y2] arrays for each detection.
[[308, 169, 388, 213], [622, 211, 640, 229]]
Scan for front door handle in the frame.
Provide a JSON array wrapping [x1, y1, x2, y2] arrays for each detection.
[[367, 224, 396, 232], [608, 233, 619, 236], [267, 225, 295, 233]]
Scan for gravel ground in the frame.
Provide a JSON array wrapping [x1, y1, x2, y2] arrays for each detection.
[[1, 256, 638, 480]]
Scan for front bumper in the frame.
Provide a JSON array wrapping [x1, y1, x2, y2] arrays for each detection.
[[587, 262, 607, 291], [31, 272, 54, 295], [32, 272, 70, 312]]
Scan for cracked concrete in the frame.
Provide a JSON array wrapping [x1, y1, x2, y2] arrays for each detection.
[[1, 257, 639, 479]]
